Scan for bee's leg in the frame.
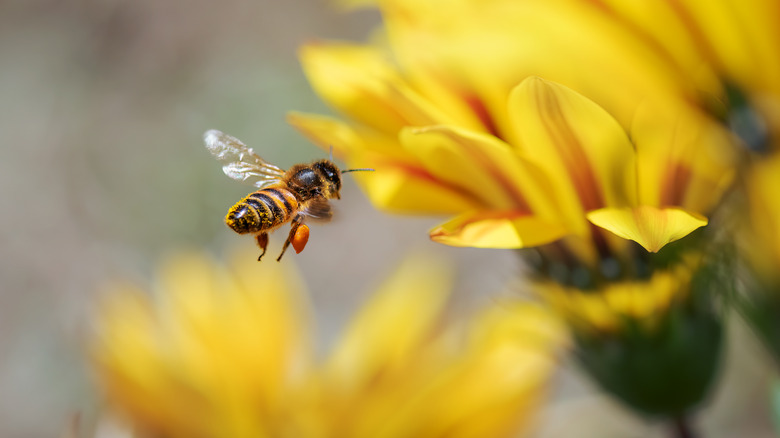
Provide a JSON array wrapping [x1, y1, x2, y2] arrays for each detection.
[[256, 232, 269, 261], [277, 214, 307, 262]]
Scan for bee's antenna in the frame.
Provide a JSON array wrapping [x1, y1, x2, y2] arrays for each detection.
[[341, 168, 375, 174], [329, 145, 334, 161]]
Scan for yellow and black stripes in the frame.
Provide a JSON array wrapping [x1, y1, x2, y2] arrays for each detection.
[[225, 187, 299, 234]]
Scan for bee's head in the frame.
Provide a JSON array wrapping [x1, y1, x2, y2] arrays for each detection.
[[313, 160, 342, 198]]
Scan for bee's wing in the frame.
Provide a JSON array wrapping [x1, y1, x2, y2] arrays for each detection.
[[204, 129, 286, 188], [301, 197, 333, 222]]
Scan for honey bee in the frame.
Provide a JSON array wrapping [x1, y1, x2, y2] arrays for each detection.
[[204, 129, 372, 261]]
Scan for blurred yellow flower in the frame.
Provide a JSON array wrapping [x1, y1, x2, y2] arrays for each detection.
[[91, 250, 565, 438], [289, 0, 734, 265]]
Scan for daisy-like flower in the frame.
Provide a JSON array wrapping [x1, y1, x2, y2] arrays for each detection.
[[288, 0, 735, 277], [286, 1, 737, 425], [90, 250, 565, 438]]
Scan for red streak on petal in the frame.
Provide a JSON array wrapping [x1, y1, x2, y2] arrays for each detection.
[[439, 130, 532, 212], [382, 158, 490, 209], [661, 162, 692, 206], [582, 0, 708, 87], [665, 0, 728, 72], [463, 94, 502, 139], [533, 82, 605, 211]]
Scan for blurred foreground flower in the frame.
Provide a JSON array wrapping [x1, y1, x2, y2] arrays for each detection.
[[289, 0, 734, 268], [91, 250, 565, 438]]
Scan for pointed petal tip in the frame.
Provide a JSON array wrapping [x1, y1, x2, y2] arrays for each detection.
[[587, 206, 708, 253]]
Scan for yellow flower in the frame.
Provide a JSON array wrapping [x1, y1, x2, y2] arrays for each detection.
[[288, 0, 734, 265], [91, 250, 565, 438]]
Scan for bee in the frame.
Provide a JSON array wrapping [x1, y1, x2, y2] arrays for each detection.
[[204, 129, 372, 261]]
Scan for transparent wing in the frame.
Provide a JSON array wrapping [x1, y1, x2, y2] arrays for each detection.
[[203, 129, 286, 188], [301, 197, 333, 222]]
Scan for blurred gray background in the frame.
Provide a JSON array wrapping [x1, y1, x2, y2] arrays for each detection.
[[0, 1, 775, 437]]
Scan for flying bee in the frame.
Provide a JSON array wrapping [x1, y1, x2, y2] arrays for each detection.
[[204, 129, 372, 261]]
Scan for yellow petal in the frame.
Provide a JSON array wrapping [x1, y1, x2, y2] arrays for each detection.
[[743, 155, 780, 277], [679, 0, 780, 93], [586, 206, 708, 253], [383, 0, 693, 131], [326, 253, 453, 391], [376, 301, 564, 438], [299, 42, 449, 134], [286, 111, 364, 157], [508, 77, 637, 221], [288, 112, 479, 214], [400, 125, 556, 212], [430, 211, 568, 249], [630, 101, 735, 212]]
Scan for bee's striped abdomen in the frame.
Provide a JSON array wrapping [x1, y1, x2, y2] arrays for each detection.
[[225, 186, 298, 234]]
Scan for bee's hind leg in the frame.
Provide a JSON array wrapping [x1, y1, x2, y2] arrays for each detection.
[[277, 214, 309, 262], [255, 233, 269, 261]]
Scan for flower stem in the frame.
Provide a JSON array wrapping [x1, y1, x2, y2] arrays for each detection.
[[672, 415, 698, 438]]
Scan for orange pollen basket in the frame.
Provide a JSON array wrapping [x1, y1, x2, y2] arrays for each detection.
[[291, 224, 310, 254]]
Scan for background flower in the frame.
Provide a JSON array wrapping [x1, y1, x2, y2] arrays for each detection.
[[91, 250, 565, 438]]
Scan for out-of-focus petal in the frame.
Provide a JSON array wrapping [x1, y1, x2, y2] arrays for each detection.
[[375, 302, 566, 438], [587, 206, 707, 253], [286, 111, 365, 156], [680, 1, 780, 93], [299, 42, 451, 134], [94, 251, 314, 438], [288, 112, 480, 214], [743, 155, 780, 277], [630, 102, 735, 211], [95, 249, 562, 438], [430, 211, 568, 249], [382, 0, 694, 130], [325, 253, 453, 390]]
